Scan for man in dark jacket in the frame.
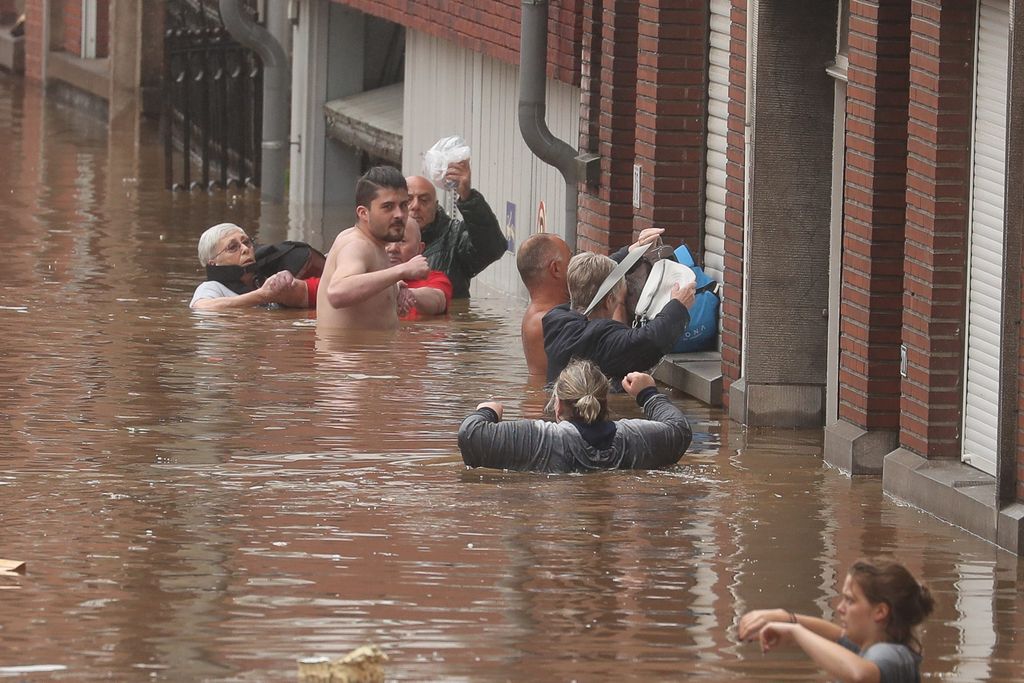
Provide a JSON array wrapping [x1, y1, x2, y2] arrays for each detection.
[[542, 251, 695, 385], [407, 160, 506, 298]]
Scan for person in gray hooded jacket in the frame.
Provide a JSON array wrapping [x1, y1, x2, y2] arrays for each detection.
[[458, 359, 692, 473]]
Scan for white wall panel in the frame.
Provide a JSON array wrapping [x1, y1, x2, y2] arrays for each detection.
[[403, 31, 581, 299], [962, 0, 1009, 476], [703, 0, 731, 283]]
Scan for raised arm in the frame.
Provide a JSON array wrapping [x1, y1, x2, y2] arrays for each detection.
[[326, 241, 429, 309], [446, 161, 507, 278], [457, 405, 558, 471], [619, 373, 692, 467]]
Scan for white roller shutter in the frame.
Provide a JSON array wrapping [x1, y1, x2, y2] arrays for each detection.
[[703, 0, 730, 284], [962, 0, 1008, 476]]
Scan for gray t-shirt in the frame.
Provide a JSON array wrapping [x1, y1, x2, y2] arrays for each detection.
[[838, 637, 921, 683], [189, 281, 238, 308]]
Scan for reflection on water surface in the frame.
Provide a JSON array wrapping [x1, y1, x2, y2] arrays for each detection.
[[1, 77, 1023, 681]]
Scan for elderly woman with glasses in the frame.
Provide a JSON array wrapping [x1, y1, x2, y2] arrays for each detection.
[[189, 223, 314, 310]]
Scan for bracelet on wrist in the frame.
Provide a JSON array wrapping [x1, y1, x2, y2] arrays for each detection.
[[786, 610, 798, 624]]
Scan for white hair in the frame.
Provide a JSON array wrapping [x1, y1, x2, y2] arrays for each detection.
[[197, 223, 245, 265]]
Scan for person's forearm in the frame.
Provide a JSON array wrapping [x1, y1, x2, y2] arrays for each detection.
[[326, 267, 402, 308], [791, 627, 880, 683], [192, 290, 267, 310], [412, 287, 447, 315], [274, 280, 311, 308], [791, 613, 844, 642]]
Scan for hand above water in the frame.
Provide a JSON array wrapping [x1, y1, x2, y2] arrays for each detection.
[[756, 621, 799, 653], [259, 271, 295, 302], [621, 372, 656, 397], [475, 401, 503, 420], [400, 254, 431, 282], [737, 608, 791, 642], [396, 282, 416, 317]]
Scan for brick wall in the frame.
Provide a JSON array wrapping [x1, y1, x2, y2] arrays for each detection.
[[63, 0, 81, 55], [899, 0, 974, 458], [720, 0, 746, 404], [577, 0, 639, 253], [0, 0, 18, 23], [330, 0, 582, 87], [632, 0, 706, 251], [24, 0, 44, 81], [838, 0, 911, 431], [96, 0, 109, 59]]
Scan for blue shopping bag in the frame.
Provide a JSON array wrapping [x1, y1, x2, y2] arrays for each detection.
[[671, 245, 720, 353]]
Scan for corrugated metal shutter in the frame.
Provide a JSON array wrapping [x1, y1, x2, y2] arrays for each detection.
[[962, 0, 1008, 476], [402, 32, 580, 296], [703, 0, 730, 284]]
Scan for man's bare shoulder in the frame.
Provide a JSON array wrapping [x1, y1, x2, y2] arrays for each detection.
[[329, 226, 359, 250]]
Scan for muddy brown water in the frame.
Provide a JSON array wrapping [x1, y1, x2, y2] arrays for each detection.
[[1, 77, 1022, 681]]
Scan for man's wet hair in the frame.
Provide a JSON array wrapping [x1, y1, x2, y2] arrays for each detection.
[[355, 166, 407, 208], [517, 233, 566, 288]]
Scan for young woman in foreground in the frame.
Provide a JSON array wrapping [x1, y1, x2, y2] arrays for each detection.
[[738, 559, 935, 683]]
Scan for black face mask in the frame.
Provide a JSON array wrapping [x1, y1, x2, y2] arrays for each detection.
[[205, 263, 259, 295]]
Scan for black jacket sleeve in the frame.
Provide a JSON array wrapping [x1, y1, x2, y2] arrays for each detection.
[[451, 190, 507, 279], [596, 300, 691, 377]]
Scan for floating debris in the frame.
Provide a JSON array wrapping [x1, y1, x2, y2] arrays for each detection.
[[298, 645, 387, 683], [0, 559, 26, 574]]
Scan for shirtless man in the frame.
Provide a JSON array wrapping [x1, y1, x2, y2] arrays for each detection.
[[316, 166, 430, 331], [516, 233, 571, 377]]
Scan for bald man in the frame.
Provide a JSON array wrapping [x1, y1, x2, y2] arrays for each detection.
[[386, 217, 453, 320], [516, 233, 571, 377], [406, 159, 505, 299]]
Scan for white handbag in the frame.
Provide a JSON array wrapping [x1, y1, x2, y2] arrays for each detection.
[[632, 259, 695, 326]]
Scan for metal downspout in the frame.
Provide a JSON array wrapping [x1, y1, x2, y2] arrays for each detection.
[[219, 0, 290, 202], [519, 0, 579, 250]]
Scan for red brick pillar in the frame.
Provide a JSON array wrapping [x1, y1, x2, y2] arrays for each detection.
[[577, 0, 638, 253], [632, 0, 706, 250], [899, 0, 974, 458], [96, 0, 110, 58], [63, 0, 81, 55], [24, 0, 46, 81], [837, 0, 912, 431], [721, 0, 746, 404], [0, 0, 18, 23]]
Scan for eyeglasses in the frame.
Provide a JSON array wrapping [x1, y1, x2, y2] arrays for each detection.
[[212, 236, 254, 260]]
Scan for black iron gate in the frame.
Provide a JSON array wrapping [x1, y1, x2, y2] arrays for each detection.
[[163, 0, 263, 191]]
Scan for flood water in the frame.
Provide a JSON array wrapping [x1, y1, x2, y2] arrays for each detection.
[[1, 76, 1022, 681]]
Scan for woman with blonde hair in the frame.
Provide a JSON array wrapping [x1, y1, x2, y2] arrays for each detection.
[[738, 558, 935, 683], [457, 359, 692, 473]]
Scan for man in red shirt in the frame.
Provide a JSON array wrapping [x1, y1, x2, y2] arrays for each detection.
[[386, 217, 453, 320]]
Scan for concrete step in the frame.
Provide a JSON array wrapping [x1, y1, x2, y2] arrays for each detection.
[[653, 350, 723, 407]]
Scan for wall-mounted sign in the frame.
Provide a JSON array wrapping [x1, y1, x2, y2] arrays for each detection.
[[505, 201, 516, 253], [632, 164, 642, 209]]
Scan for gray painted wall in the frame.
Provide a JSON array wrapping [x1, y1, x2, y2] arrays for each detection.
[[746, 1, 838, 391]]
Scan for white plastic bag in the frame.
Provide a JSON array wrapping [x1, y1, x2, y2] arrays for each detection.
[[422, 135, 471, 189]]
